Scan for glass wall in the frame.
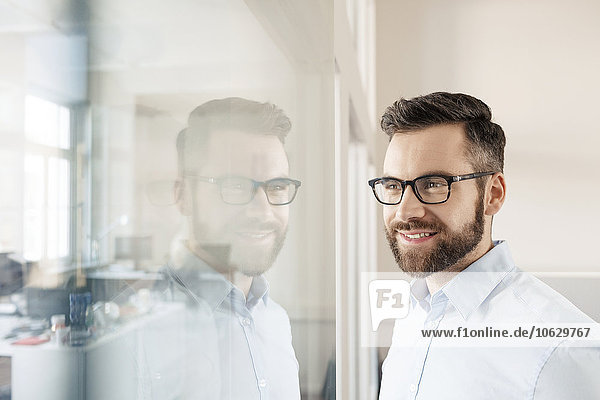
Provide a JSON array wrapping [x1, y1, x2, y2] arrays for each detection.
[[0, 0, 335, 398]]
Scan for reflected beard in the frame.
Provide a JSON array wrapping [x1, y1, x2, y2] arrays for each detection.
[[230, 228, 287, 276], [385, 198, 485, 277], [193, 226, 287, 277]]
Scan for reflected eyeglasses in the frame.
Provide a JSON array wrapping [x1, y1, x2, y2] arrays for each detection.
[[185, 175, 301, 205]]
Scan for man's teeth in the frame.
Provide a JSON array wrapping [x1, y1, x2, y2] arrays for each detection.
[[240, 232, 270, 239], [404, 232, 433, 239]]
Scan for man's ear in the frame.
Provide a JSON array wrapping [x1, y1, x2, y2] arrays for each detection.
[[484, 172, 506, 216], [174, 179, 192, 216]]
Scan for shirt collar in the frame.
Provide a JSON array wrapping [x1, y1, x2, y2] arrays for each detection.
[[411, 278, 431, 304], [170, 243, 270, 311], [247, 275, 270, 309], [410, 240, 516, 320]]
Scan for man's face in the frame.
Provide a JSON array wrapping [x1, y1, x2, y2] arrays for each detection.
[[383, 124, 486, 276], [184, 129, 290, 276]]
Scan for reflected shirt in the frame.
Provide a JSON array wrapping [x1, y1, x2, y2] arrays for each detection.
[[163, 246, 300, 400], [379, 241, 600, 400]]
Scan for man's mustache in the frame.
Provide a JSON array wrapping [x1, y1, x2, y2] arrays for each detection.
[[388, 219, 445, 233], [231, 221, 282, 233]]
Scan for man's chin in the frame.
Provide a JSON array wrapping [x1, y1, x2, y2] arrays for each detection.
[[398, 264, 453, 278], [238, 266, 270, 277], [232, 231, 286, 274], [230, 256, 274, 277], [394, 254, 447, 277], [229, 244, 282, 276], [387, 233, 453, 276]]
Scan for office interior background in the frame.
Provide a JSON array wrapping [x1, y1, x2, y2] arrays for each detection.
[[0, 0, 598, 399]]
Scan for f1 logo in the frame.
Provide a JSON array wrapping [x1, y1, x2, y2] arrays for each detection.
[[368, 280, 410, 331]]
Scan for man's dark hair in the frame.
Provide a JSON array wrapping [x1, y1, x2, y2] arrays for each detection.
[[177, 97, 291, 175], [380, 92, 506, 172]]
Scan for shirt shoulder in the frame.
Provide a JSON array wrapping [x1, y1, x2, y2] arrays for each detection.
[[487, 268, 594, 324], [533, 342, 600, 400], [254, 296, 293, 332]]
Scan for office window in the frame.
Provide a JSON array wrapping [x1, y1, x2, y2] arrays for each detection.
[[23, 95, 72, 262]]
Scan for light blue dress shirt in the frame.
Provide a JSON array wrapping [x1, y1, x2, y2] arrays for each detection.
[[160, 246, 301, 400], [379, 241, 600, 400]]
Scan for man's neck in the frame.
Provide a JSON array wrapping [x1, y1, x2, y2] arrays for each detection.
[[425, 239, 494, 295], [228, 271, 253, 299], [425, 271, 458, 295]]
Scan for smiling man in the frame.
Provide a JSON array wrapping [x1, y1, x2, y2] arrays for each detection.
[[162, 97, 301, 399], [373, 92, 600, 399]]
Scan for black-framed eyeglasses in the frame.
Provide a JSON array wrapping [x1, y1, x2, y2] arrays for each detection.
[[368, 172, 495, 205], [185, 175, 301, 205]]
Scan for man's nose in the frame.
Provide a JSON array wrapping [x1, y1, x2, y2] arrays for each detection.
[[393, 185, 426, 221]]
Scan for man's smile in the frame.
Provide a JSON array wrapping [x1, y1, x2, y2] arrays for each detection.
[[235, 230, 276, 241], [396, 230, 438, 245]]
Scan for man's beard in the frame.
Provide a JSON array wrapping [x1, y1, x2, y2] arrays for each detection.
[[385, 196, 485, 277], [193, 222, 287, 277], [229, 227, 287, 276]]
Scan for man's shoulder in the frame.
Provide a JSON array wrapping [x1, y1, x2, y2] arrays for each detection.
[[259, 296, 292, 322], [533, 341, 600, 399], [487, 268, 594, 323]]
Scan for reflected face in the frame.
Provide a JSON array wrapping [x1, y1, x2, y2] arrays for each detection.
[[382, 124, 486, 276], [184, 130, 289, 276]]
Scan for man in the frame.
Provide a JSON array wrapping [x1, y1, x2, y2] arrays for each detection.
[[161, 97, 301, 399], [372, 92, 600, 399]]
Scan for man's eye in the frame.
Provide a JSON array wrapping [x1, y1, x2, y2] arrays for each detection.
[[420, 179, 447, 192], [383, 182, 400, 190], [268, 181, 290, 191], [222, 181, 248, 192], [224, 183, 242, 189]]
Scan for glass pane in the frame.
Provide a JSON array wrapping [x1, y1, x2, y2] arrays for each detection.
[[0, 149, 21, 252], [23, 154, 45, 261], [4, 0, 334, 398], [47, 157, 70, 259], [265, 179, 294, 204], [220, 177, 254, 203], [416, 176, 448, 201], [376, 179, 402, 203], [24, 95, 70, 150], [84, 1, 334, 399]]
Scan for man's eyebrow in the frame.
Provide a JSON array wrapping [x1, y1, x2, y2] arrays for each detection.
[[381, 170, 455, 179], [259, 174, 290, 181], [420, 170, 455, 176]]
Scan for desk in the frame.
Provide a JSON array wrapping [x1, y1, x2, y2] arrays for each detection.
[[0, 302, 185, 400]]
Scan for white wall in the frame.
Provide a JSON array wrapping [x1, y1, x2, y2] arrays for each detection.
[[376, 0, 600, 275]]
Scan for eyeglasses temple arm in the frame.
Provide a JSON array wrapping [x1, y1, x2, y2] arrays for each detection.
[[454, 171, 495, 182]]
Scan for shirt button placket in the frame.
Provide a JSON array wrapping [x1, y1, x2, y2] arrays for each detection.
[[258, 378, 269, 400], [239, 315, 267, 398], [409, 382, 418, 400], [241, 317, 252, 327], [413, 311, 440, 398]]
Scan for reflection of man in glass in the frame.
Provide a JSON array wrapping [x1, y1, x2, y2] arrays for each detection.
[[166, 97, 301, 399]]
